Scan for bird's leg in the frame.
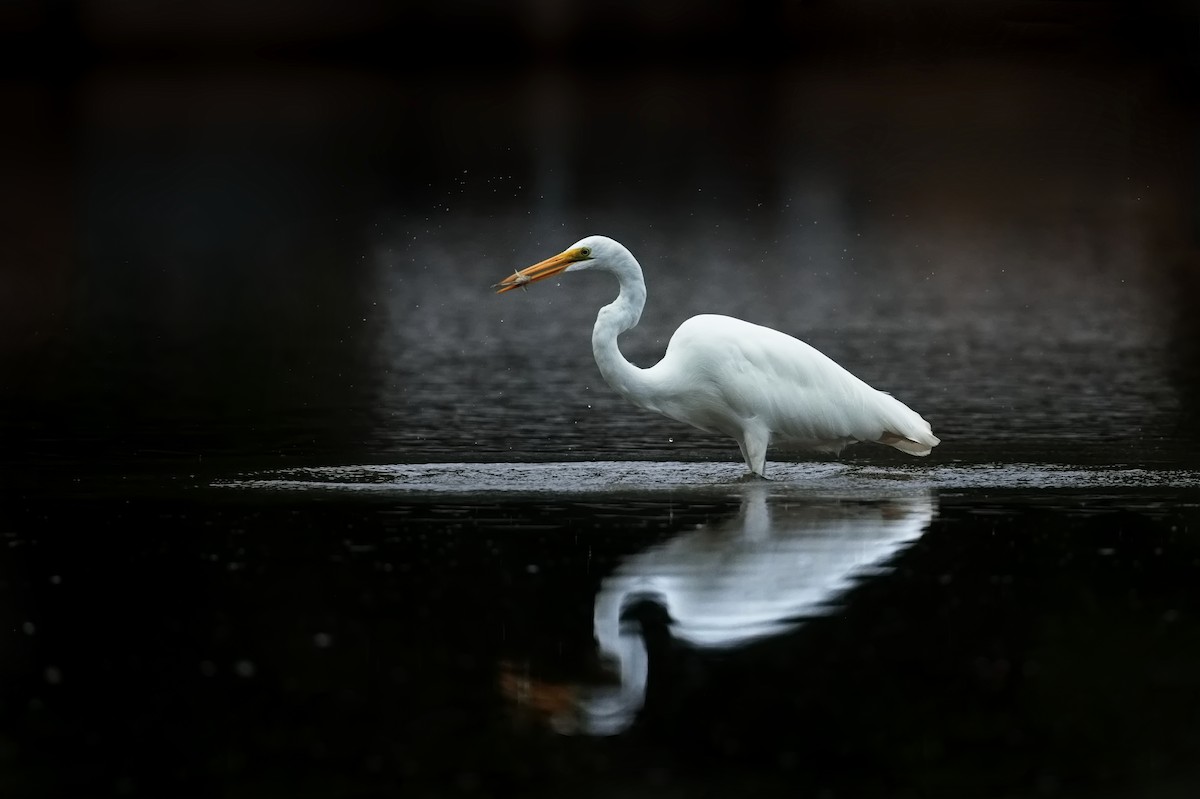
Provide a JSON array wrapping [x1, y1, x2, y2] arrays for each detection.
[[747, 431, 770, 478], [735, 427, 770, 479]]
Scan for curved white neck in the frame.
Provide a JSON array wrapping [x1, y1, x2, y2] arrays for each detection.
[[590, 257, 653, 404]]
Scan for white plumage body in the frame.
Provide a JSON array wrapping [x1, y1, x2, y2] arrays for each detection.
[[631, 313, 936, 461]]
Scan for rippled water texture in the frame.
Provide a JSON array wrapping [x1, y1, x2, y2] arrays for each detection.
[[226, 461, 1200, 494]]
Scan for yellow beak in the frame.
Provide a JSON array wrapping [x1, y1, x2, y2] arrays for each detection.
[[493, 248, 585, 294]]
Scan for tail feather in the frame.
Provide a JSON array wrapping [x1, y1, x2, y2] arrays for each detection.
[[874, 391, 940, 456], [879, 430, 938, 456]]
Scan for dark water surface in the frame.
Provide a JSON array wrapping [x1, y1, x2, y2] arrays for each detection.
[[5, 476, 1200, 798], [4, 30, 1200, 799]]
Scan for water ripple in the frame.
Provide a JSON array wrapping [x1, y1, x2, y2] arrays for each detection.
[[218, 461, 1200, 495]]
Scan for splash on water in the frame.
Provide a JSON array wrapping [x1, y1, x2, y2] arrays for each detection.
[[217, 461, 1200, 496]]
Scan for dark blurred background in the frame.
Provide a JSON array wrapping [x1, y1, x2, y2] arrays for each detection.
[[4, 6, 1200, 798], [2, 0, 1199, 479]]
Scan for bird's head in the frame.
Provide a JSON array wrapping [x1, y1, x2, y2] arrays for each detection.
[[493, 235, 628, 293]]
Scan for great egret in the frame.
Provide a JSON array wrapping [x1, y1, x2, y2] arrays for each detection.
[[494, 235, 939, 476]]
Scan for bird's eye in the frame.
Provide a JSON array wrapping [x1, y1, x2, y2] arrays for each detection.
[[579, 247, 591, 257]]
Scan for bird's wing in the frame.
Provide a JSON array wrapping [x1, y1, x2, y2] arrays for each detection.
[[665, 315, 936, 451]]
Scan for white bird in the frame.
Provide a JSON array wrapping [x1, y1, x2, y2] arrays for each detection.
[[494, 235, 939, 477]]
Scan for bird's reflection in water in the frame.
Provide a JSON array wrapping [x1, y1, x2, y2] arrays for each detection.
[[501, 487, 936, 735]]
